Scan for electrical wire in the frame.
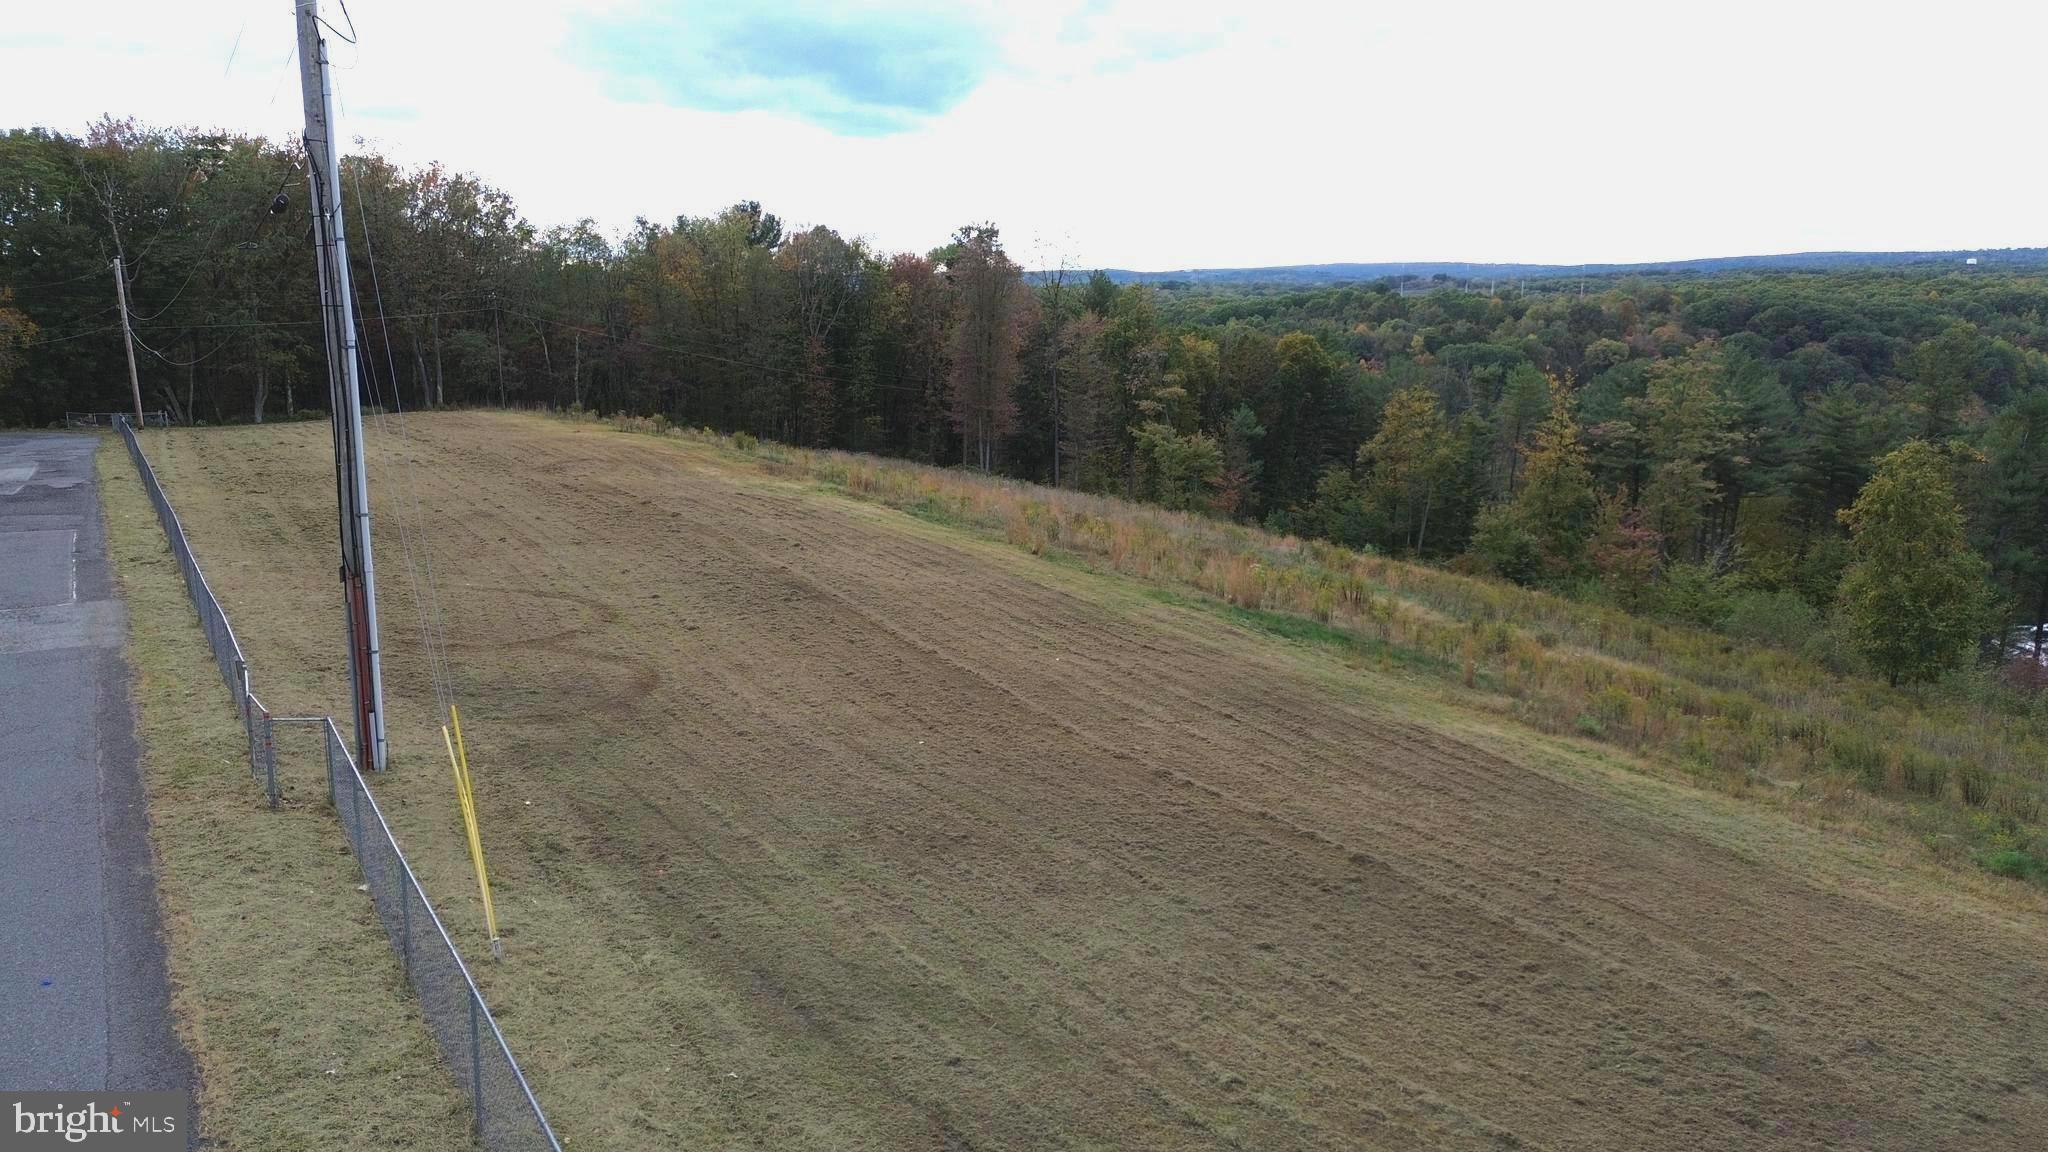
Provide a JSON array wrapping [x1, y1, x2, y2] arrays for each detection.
[[20, 324, 124, 348], [350, 161, 459, 718], [127, 324, 236, 368], [318, 0, 357, 44], [499, 304, 945, 400], [2, 266, 117, 291]]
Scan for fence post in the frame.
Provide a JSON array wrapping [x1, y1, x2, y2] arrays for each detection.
[[235, 659, 249, 722], [349, 774, 364, 860], [263, 710, 278, 808], [398, 866, 411, 981], [469, 992, 484, 1139]]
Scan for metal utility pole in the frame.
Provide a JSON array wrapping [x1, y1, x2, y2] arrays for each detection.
[[296, 0, 388, 772], [111, 256, 145, 428]]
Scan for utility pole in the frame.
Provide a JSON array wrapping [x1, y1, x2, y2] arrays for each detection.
[[297, 0, 389, 772], [111, 256, 145, 428]]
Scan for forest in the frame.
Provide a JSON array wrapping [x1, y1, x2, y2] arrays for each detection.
[[3, 120, 2045, 686]]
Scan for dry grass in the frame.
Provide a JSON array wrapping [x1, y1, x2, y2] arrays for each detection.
[[131, 411, 2048, 1150], [599, 414, 2048, 879], [96, 439, 475, 1150]]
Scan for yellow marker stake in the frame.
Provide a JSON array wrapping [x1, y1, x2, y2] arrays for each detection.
[[444, 704, 502, 958]]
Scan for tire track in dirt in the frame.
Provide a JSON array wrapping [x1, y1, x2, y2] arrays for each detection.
[[151, 414, 2048, 1152]]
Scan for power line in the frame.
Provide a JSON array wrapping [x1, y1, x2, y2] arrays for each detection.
[[318, 0, 357, 44], [128, 325, 237, 368], [350, 160, 459, 718], [500, 304, 943, 400], [21, 324, 125, 348], [2, 267, 120, 291]]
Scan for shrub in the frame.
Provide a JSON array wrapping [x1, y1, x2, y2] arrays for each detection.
[[1655, 561, 1732, 628], [1721, 589, 1821, 650], [732, 430, 758, 451], [1470, 504, 1542, 586], [1984, 848, 2045, 881]]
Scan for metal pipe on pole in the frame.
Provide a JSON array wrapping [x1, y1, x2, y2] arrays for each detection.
[[296, 0, 389, 772]]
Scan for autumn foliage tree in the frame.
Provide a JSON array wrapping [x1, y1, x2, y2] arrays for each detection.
[[945, 225, 1024, 472]]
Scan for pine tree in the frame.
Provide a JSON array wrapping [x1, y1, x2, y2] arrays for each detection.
[[1835, 441, 1995, 685], [1361, 387, 1457, 555], [1214, 405, 1265, 520], [1514, 377, 1599, 575]]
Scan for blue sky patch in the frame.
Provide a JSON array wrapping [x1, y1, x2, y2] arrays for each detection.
[[572, 2, 998, 136]]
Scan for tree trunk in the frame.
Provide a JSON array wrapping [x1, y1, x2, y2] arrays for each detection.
[[252, 363, 267, 423], [493, 304, 507, 407], [1415, 481, 1434, 555], [413, 335, 428, 409], [432, 313, 445, 407]]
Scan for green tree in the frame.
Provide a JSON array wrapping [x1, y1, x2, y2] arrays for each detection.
[[1835, 441, 1996, 685], [1631, 346, 1739, 560], [1360, 386, 1459, 555], [1906, 322, 1990, 439], [1133, 422, 1223, 512], [1492, 362, 1551, 496], [1514, 377, 1599, 575], [1214, 404, 1265, 520]]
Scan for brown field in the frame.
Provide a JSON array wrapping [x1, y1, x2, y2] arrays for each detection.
[[139, 411, 2048, 1150]]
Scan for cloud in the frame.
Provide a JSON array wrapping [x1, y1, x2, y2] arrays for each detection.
[[572, 1, 999, 135]]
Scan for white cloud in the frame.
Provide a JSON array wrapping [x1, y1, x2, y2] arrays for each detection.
[[3, 0, 2040, 269]]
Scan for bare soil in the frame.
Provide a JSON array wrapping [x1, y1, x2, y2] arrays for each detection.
[[141, 412, 2048, 1150]]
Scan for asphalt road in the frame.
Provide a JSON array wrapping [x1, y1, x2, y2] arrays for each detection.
[[0, 432, 191, 1100]]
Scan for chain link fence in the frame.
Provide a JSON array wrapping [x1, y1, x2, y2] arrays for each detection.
[[115, 417, 561, 1151], [115, 415, 275, 803], [324, 719, 561, 1151], [72, 410, 173, 428]]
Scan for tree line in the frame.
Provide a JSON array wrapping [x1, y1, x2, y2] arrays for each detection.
[[3, 121, 2044, 684]]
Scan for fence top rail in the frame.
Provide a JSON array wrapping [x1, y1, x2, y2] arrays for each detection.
[[323, 718, 563, 1151], [116, 417, 248, 674]]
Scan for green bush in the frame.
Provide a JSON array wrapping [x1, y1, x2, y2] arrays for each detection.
[[1655, 561, 1732, 628], [1983, 848, 2045, 881], [1721, 589, 1822, 649], [732, 430, 758, 451], [1470, 504, 1542, 586]]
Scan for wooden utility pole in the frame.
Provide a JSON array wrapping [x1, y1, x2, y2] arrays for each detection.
[[297, 0, 389, 772], [112, 256, 145, 428]]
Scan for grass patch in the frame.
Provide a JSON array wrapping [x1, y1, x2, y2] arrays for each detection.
[[1143, 585, 1460, 679], [97, 440, 476, 1149]]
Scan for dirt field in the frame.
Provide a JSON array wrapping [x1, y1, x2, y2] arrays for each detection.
[[138, 411, 2048, 1150]]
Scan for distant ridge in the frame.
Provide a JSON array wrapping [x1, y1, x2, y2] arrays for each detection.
[[1067, 248, 2048, 287]]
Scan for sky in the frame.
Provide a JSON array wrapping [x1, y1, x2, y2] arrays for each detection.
[[3, 0, 2042, 270]]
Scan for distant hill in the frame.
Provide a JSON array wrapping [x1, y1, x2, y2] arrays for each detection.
[[1063, 249, 2048, 287]]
